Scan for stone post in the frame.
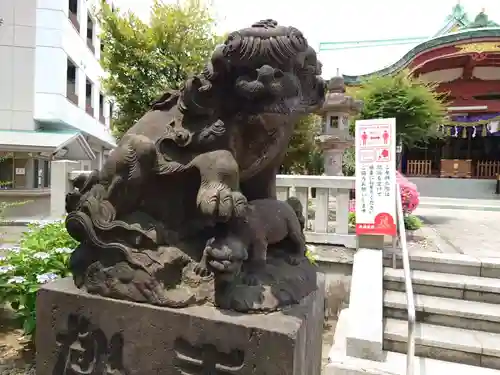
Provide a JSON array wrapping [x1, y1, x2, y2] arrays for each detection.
[[49, 160, 79, 219]]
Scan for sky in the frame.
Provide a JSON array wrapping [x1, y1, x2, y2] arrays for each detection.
[[113, 0, 500, 77]]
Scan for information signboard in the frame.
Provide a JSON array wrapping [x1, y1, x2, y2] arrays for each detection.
[[355, 118, 397, 236]]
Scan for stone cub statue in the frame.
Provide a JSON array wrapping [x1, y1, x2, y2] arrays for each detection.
[[196, 197, 306, 282]]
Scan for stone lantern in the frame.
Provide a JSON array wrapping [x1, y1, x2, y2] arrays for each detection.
[[316, 73, 363, 176]]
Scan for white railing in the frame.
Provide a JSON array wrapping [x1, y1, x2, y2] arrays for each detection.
[[276, 175, 355, 248], [395, 184, 416, 375], [49, 161, 356, 248]]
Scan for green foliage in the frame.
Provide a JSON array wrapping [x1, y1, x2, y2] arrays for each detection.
[[305, 244, 318, 265], [0, 220, 76, 338], [281, 114, 324, 175], [350, 70, 448, 147], [348, 212, 356, 228], [342, 147, 355, 176], [403, 214, 423, 231], [98, 0, 222, 139]]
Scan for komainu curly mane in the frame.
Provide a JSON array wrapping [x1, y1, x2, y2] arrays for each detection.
[[223, 19, 309, 65]]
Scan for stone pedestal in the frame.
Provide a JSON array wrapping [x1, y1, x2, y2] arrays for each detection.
[[36, 276, 325, 375], [324, 148, 346, 176]]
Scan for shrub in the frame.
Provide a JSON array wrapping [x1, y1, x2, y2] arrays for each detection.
[[348, 212, 356, 228], [403, 214, 423, 231], [396, 171, 420, 214], [0, 220, 76, 337], [305, 244, 318, 265]]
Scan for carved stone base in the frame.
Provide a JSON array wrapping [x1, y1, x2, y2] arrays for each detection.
[[36, 276, 325, 375]]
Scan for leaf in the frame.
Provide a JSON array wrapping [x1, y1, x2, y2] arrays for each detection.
[[351, 70, 448, 148], [23, 314, 36, 335]]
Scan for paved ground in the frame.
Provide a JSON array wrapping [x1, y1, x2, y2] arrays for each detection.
[[415, 206, 500, 257]]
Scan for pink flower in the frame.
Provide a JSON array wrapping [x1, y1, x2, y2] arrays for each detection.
[[397, 171, 419, 214], [349, 200, 356, 212]]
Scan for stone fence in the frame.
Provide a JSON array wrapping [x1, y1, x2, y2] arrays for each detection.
[[49, 160, 356, 248]]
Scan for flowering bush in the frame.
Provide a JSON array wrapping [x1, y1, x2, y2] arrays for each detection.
[[396, 171, 420, 214], [0, 220, 76, 337]]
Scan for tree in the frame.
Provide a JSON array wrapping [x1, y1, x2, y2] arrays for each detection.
[[349, 70, 448, 148], [280, 114, 324, 175], [98, 0, 222, 139]]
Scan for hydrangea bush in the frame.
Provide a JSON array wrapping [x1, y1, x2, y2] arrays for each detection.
[[0, 219, 77, 336], [396, 171, 420, 214]]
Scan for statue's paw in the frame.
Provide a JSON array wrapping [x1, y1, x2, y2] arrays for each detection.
[[208, 259, 241, 274], [193, 262, 212, 277], [197, 184, 234, 222]]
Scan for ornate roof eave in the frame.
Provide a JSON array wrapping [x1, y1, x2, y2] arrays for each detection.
[[342, 27, 500, 85], [434, 13, 469, 37]]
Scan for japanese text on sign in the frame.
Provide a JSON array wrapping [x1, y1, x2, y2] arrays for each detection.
[[355, 118, 397, 236]]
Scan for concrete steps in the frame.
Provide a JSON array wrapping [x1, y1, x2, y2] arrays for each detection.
[[328, 250, 500, 374], [383, 251, 500, 278], [384, 268, 500, 303], [384, 289, 500, 333], [327, 308, 500, 375], [384, 318, 500, 369], [382, 252, 500, 371]]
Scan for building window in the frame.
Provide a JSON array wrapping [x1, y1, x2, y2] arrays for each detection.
[[86, 79, 94, 116], [110, 101, 114, 119], [99, 93, 105, 124], [87, 13, 95, 53], [68, 0, 80, 30], [66, 59, 78, 105], [33, 159, 39, 189], [43, 160, 50, 188], [0, 154, 13, 190]]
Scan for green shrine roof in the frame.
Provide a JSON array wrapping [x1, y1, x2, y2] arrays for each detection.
[[435, 4, 499, 36], [338, 3, 500, 84]]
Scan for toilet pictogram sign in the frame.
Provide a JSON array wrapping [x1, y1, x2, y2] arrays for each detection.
[[354, 118, 397, 236]]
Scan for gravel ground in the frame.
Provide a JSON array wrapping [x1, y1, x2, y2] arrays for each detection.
[[0, 307, 34, 375]]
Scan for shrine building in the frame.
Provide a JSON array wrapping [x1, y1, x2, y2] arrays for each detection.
[[319, 4, 500, 197]]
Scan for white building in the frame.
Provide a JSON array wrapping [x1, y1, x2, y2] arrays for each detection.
[[0, 0, 116, 194]]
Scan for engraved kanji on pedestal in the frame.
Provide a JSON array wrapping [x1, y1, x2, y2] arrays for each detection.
[[53, 314, 128, 375], [174, 337, 244, 375]]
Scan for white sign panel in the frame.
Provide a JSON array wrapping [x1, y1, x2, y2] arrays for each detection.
[[15, 168, 25, 175], [355, 118, 397, 236]]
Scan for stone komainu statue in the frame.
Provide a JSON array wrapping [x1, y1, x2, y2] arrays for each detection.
[[64, 19, 325, 312]]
